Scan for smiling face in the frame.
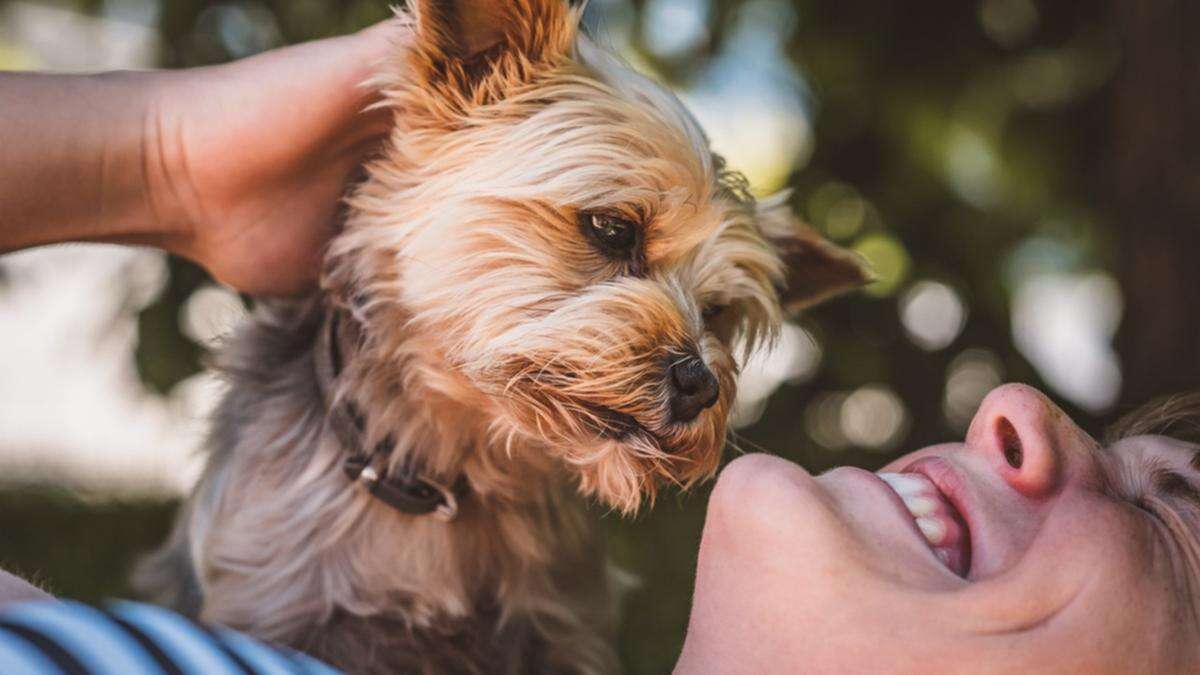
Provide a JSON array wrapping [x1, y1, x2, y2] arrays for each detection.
[[679, 383, 1200, 674], [329, 0, 867, 513]]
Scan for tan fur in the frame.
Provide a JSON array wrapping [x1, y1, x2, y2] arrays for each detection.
[[140, 2, 868, 673]]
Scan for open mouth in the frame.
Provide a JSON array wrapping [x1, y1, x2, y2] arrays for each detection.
[[585, 404, 683, 457], [878, 468, 972, 577], [588, 404, 643, 439]]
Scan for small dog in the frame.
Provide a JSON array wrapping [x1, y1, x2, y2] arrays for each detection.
[[140, 1, 868, 673]]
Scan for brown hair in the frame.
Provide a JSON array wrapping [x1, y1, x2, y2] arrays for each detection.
[[1106, 392, 1200, 450]]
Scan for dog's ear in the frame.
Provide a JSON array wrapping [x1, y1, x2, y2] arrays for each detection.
[[406, 0, 576, 104], [757, 192, 874, 313]]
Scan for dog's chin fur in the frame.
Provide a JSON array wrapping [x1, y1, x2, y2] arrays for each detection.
[[139, 2, 869, 673]]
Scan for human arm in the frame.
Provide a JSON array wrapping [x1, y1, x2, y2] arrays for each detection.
[[0, 21, 395, 296]]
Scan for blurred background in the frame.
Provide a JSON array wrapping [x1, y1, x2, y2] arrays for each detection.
[[1, 0, 1197, 672]]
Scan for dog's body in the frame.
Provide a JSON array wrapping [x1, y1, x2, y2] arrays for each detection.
[[141, 298, 616, 673], [140, 2, 867, 673]]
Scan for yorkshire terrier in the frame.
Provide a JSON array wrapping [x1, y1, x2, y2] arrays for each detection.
[[139, 1, 868, 673]]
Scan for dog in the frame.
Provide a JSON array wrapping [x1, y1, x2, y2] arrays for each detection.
[[139, 1, 869, 673]]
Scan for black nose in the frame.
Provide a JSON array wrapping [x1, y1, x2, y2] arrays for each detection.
[[669, 355, 719, 423]]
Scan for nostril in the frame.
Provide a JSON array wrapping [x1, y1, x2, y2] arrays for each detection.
[[669, 356, 719, 423], [996, 417, 1023, 469]]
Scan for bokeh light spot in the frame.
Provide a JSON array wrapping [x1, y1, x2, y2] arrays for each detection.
[[732, 322, 822, 428], [853, 233, 911, 297], [899, 280, 968, 351], [944, 126, 1002, 208], [805, 391, 850, 451], [978, 0, 1039, 49], [841, 385, 910, 452], [642, 0, 710, 58], [1012, 272, 1122, 412], [194, 1, 281, 59], [944, 348, 1004, 431], [180, 285, 246, 347]]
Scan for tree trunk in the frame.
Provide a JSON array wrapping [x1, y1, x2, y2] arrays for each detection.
[[1112, 0, 1200, 407]]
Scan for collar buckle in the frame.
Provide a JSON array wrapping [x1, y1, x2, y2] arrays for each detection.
[[341, 451, 463, 521], [322, 310, 469, 522]]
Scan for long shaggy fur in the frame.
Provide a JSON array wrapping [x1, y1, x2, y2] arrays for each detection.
[[139, 2, 868, 673]]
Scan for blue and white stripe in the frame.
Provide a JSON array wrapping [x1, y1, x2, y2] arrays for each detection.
[[0, 600, 340, 675]]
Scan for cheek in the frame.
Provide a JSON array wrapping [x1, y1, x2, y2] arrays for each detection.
[[397, 213, 662, 342], [696, 459, 950, 662], [1016, 522, 1183, 674], [397, 235, 581, 333], [457, 280, 694, 418], [1047, 499, 1158, 572], [1014, 502, 1171, 633]]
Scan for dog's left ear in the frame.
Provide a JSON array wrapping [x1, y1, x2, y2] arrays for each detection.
[[757, 192, 874, 313], [406, 0, 577, 104]]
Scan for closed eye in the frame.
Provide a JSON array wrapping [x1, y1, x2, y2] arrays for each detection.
[[1119, 466, 1200, 539], [1152, 468, 1200, 510]]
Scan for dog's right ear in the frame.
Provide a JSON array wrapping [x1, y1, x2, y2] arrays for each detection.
[[756, 192, 874, 313], [405, 0, 577, 107]]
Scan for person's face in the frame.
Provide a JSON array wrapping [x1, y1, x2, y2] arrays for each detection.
[[678, 384, 1200, 674]]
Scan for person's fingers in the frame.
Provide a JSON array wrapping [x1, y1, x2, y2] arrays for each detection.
[[0, 569, 55, 606], [346, 19, 404, 139], [354, 17, 405, 60]]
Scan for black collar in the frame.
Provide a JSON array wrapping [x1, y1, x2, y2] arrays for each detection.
[[317, 310, 467, 521]]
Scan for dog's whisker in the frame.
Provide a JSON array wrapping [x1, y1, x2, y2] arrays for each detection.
[[726, 429, 774, 456]]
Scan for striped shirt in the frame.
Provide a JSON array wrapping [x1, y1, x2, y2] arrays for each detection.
[[0, 600, 342, 675]]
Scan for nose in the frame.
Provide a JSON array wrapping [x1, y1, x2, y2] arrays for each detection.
[[669, 355, 719, 423], [965, 383, 1080, 498]]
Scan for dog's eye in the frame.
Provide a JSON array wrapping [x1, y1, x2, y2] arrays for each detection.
[[582, 212, 638, 255], [702, 304, 727, 321]]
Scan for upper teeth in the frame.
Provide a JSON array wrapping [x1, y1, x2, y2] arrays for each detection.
[[879, 472, 947, 546], [916, 516, 946, 543]]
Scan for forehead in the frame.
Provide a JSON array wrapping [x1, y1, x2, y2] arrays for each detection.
[[497, 37, 718, 198], [575, 35, 713, 167], [501, 47, 760, 261]]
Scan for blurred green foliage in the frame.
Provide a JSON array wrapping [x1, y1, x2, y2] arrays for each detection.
[[0, 488, 175, 603], [5, 0, 1193, 673]]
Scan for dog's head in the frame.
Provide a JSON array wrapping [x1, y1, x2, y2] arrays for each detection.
[[329, 0, 869, 513]]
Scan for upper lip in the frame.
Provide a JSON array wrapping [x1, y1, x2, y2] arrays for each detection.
[[901, 456, 975, 577], [865, 469, 939, 556]]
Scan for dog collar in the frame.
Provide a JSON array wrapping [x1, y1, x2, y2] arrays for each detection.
[[316, 309, 467, 521]]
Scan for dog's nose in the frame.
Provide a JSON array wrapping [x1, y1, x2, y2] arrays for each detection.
[[670, 356, 719, 423]]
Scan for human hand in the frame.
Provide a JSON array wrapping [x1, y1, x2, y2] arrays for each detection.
[[147, 21, 397, 296]]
